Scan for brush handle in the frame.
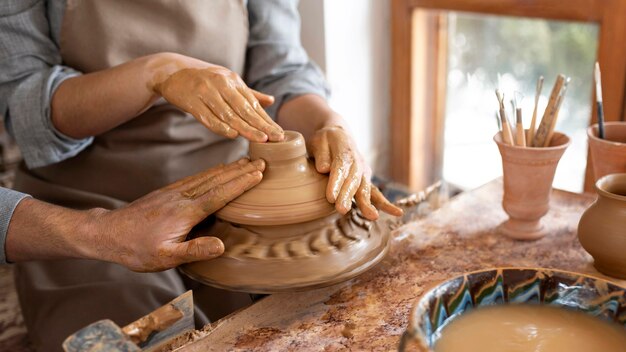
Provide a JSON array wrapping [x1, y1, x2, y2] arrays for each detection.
[[597, 101, 605, 139], [500, 109, 514, 145], [532, 75, 565, 147], [515, 122, 526, 147]]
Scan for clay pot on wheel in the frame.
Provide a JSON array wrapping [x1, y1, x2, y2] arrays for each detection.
[[494, 131, 570, 240], [180, 131, 394, 293], [578, 173, 626, 279]]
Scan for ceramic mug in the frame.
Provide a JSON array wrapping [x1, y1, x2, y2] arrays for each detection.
[[587, 122, 626, 181], [494, 131, 570, 240], [578, 173, 626, 279]]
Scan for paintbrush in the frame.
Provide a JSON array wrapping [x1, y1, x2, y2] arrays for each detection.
[[527, 76, 544, 143], [531, 75, 566, 147], [514, 92, 526, 147], [496, 89, 514, 145], [595, 62, 605, 139]]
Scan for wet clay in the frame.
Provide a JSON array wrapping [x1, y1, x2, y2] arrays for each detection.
[[435, 305, 626, 352], [122, 302, 183, 345], [216, 131, 335, 226], [578, 173, 626, 279], [181, 131, 394, 292], [494, 131, 570, 240]]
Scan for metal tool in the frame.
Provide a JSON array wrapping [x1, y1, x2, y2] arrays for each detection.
[[63, 291, 194, 352]]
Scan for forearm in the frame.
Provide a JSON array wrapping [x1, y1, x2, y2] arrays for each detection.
[[276, 94, 348, 141], [51, 52, 210, 139], [5, 198, 102, 263]]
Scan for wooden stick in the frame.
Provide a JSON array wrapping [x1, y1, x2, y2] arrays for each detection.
[[515, 108, 526, 147], [527, 76, 544, 143], [531, 75, 566, 147], [495, 89, 514, 145], [544, 77, 570, 146]]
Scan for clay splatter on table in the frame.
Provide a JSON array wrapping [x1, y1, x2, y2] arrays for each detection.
[[177, 179, 624, 351]]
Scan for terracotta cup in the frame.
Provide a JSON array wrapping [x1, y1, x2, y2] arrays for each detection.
[[587, 122, 626, 181], [494, 131, 570, 240], [578, 173, 626, 279]]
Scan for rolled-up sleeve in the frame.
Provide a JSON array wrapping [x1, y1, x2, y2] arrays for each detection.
[[245, 0, 330, 119], [0, 0, 92, 169], [0, 187, 30, 264]]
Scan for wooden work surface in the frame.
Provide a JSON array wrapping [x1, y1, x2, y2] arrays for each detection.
[[178, 179, 625, 351]]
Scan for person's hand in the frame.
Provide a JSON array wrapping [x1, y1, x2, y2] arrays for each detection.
[[91, 158, 265, 272], [308, 126, 403, 220], [153, 65, 284, 143]]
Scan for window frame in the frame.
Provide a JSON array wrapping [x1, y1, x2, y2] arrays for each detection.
[[391, 0, 626, 191]]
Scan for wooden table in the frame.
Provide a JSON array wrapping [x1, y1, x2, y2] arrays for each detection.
[[177, 179, 625, 351]]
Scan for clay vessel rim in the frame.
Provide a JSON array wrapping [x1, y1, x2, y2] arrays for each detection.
[[595, 173, 626, 201], [405, 266, 626, 351], [587, 122, 626, 146], [493, 131, 570, 151]]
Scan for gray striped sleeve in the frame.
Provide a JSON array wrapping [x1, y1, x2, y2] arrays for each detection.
[[0, 0, 93, 169], [0, 187, 30, 264]]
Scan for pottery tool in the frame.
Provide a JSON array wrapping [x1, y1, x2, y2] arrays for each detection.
[[595, 62, 605, 139], [531, 75, 567, 147], [514, 92, 526, 147], [495, 89, 514, 145], [495, 111, 502, 131], [527, 76, 544, 143], [543, 77, 570, 147], [63, 291, 194, 352]]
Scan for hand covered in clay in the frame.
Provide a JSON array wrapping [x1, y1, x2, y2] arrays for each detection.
[[94, 158, 265, 272], [308, 126, 403, 220], [153, 66, 284, 143]]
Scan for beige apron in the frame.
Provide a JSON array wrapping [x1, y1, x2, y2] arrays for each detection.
[[13, 1, 253, 350]]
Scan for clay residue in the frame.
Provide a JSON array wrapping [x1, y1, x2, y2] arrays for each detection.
[[122, 304, 183, 345], [174, 180, 620, 352], [234, 327, 284, 349]]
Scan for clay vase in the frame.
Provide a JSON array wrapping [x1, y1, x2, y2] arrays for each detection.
[[494, 131, 570, 240], [180, 131, 394, 293], [587, 122, 626, 181], [578, 173, 626, 279]]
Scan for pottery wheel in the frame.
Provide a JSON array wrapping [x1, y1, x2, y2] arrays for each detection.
[[180, 131, 394, 293]]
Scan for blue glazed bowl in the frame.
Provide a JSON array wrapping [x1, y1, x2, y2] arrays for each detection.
[[399, 268, 626, 351]]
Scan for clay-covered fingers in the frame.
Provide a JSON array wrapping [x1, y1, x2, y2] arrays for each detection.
[[166, 236, 225, 266], [186, 98, 239, 139], [335, 163, 364, 215], [251, 89, 275, 108], [326, 152, 352, 203], [182, 159, 265, 200], [240, 87, 284, 141], [201, 93, 267, 142], [310, 133, 331, 174], [194, 168, 264, 215], [171, 158, 249, 190], [371, 186, 404, 217], [156, 67, 282, 142], [219, 85, 282, 142], [354, 176, 379, 220]]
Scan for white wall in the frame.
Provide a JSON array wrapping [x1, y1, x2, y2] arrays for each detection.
[[299, 0, 391, 177], [298, 0, 326, 72]]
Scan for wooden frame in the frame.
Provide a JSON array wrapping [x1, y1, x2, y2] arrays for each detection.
[[391, 0, 626, 191]]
